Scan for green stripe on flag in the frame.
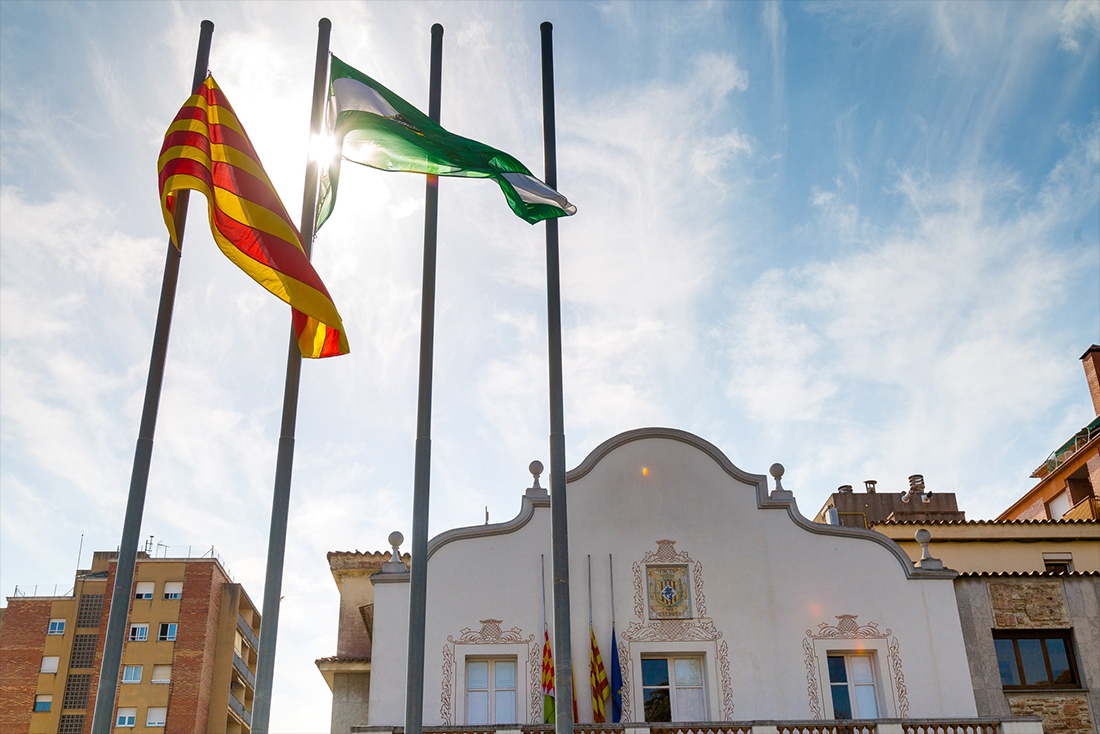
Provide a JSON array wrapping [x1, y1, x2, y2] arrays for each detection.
[[317, 54, 576, 229]]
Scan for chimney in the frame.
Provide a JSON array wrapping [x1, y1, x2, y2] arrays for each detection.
[[1082, 345, 1100, 416]]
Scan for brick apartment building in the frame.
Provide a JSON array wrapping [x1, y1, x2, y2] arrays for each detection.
[[0, 549, 260, 734]]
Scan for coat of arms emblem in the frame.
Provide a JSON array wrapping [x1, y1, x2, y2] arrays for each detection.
[[646, 565, 691, 619]]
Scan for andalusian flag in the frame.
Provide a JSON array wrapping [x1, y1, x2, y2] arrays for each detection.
[[590, 626, 610, 722], [159, 76, 349, 358], [316, 54, 576, 229]]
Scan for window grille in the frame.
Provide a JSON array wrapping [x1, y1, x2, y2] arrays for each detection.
[[58, 714, 85, 734]]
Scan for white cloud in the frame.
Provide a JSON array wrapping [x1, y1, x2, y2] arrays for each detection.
[[1057, 0, 1100, 52]]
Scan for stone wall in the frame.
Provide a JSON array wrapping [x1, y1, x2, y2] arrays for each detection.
[[989, 580, 1069, 628], [1008, 693, 1093, 734]]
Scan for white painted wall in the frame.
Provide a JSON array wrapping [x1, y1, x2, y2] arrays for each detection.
[[366, 429, 977, 725]]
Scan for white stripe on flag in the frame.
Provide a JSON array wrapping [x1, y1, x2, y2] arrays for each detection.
[[332, 77, 400, 119], [501, 172, 577, 215]]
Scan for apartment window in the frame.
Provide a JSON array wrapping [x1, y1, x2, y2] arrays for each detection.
[[134, 581, 155, 600], [48, 619, 66, 635], [152, 664, 172, 683], [827, 653, 880, 719], [63, 673, 91, 709], [465, 658, 517, 725], [163, 581, 183, 600], [641, 656, 706, 722], [122, 665, 143, 684], [71, 633, 97, 668], [33, 694, 52, 712], [40, 655, 59, 673], [994, 630, 1079, 688], [116, 707, 137, 727], [58, 714, 84, 734], [129, 624, 149, 641], [158, 623, 177, 641], [76, 594, 103, 628], [146, 706, 168, 727]]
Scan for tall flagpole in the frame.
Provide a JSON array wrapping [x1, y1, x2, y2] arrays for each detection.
[[90, 20, 214, 734], [405, 23, 445, 734], [541, 20, 575, 734], [252, 17, 331, 732]]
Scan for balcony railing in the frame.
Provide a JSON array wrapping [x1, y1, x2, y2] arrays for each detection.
[[1032, 416, 1100, 479], [228, 691, 252, 727], [233, 651, 257, 689], [351, 719, 1042, 734], [1062, 495, 1100, 521]]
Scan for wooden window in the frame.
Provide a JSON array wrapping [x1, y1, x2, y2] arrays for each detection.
[[994, 630, 1080, 688], [641, 656, 706, 722], [465, 658, 517, 725]]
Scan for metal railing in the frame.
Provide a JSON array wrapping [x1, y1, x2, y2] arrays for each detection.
[[351, 719, 1041, 734], [10, 584, 74, 598], [1033, 416, 1100, 479], [233, 651, 257, 689], [228, 691, 252, 727]]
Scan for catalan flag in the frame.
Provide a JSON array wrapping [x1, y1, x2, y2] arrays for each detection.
[[590, 626, 610, 722], [542, 626, 555, 723], [158, 75, 349, 358]]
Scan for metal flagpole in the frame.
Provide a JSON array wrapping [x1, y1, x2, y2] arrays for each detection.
[[90, 21, 214, 734], [609, 554, 616, 628], [405, 23, 445, 734], [540, 20, 574, 734], [251, 18, 331, 732]]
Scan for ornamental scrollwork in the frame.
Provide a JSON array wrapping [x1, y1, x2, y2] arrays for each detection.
[[440, 619, 537, 724], [803, 614, 908, 720]]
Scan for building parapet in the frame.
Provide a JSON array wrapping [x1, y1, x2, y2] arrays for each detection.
[[350, 719, 1043, 734]]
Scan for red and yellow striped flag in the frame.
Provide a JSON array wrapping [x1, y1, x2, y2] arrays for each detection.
[[158, 75, 348, 358], [590, 626, 610, 722]]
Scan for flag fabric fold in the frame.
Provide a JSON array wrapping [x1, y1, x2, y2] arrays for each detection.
[[610, 624, 623, 723], [158, 75, 349, 358], [590, 626, 611, 723], [317, 54, 576, 230]]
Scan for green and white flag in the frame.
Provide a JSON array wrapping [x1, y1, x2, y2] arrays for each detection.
[[317, 54, 576, 229]]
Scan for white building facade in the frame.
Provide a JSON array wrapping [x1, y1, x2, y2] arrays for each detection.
[[363, 428, 983, 728]]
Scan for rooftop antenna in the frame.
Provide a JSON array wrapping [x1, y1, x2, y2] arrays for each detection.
[[76, 533, 85, 571], [484, 506, 489, 525]]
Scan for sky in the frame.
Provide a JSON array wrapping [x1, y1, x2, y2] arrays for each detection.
[[1, 0, 1098, 730]]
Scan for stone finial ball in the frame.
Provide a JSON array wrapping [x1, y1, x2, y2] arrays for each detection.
[[388, 531, 404, 549], [915, 528, 931, 545], [529, 460, 544, 476], [769, 463, 785, 479]]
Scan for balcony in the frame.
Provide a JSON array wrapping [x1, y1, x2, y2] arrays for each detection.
[[233, 651, 257, 690], [1062, 495, 1100, 521], [351, 720, 1042, 734], [228, 691, 252, 728]]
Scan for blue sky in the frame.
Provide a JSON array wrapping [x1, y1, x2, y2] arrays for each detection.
[[1, 1, 1098, 730]]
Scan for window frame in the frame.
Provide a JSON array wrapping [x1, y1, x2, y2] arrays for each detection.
[[464, 656, 519, 726], [151, 664, 172, 684], [993, 629, 1081, 690], [146, 706, 168, 727], [158, 622, 178, 642], [33, 694, 52, 712], [826, 652, 882, 720], [640, 654, 707, 723], [128, 623, 149, 642], [116, 707, 137, 727], [47, 618, 66, 635], [453, 642, 531, 725], [809, 637, 897, 720], [40, 655, 60, 673], [134, 581, 155, 600], [163, 581, 183, 600], [122, 664, 143, 684]]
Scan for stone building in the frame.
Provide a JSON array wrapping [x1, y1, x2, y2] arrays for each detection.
[[0, 548, 260, 734]]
